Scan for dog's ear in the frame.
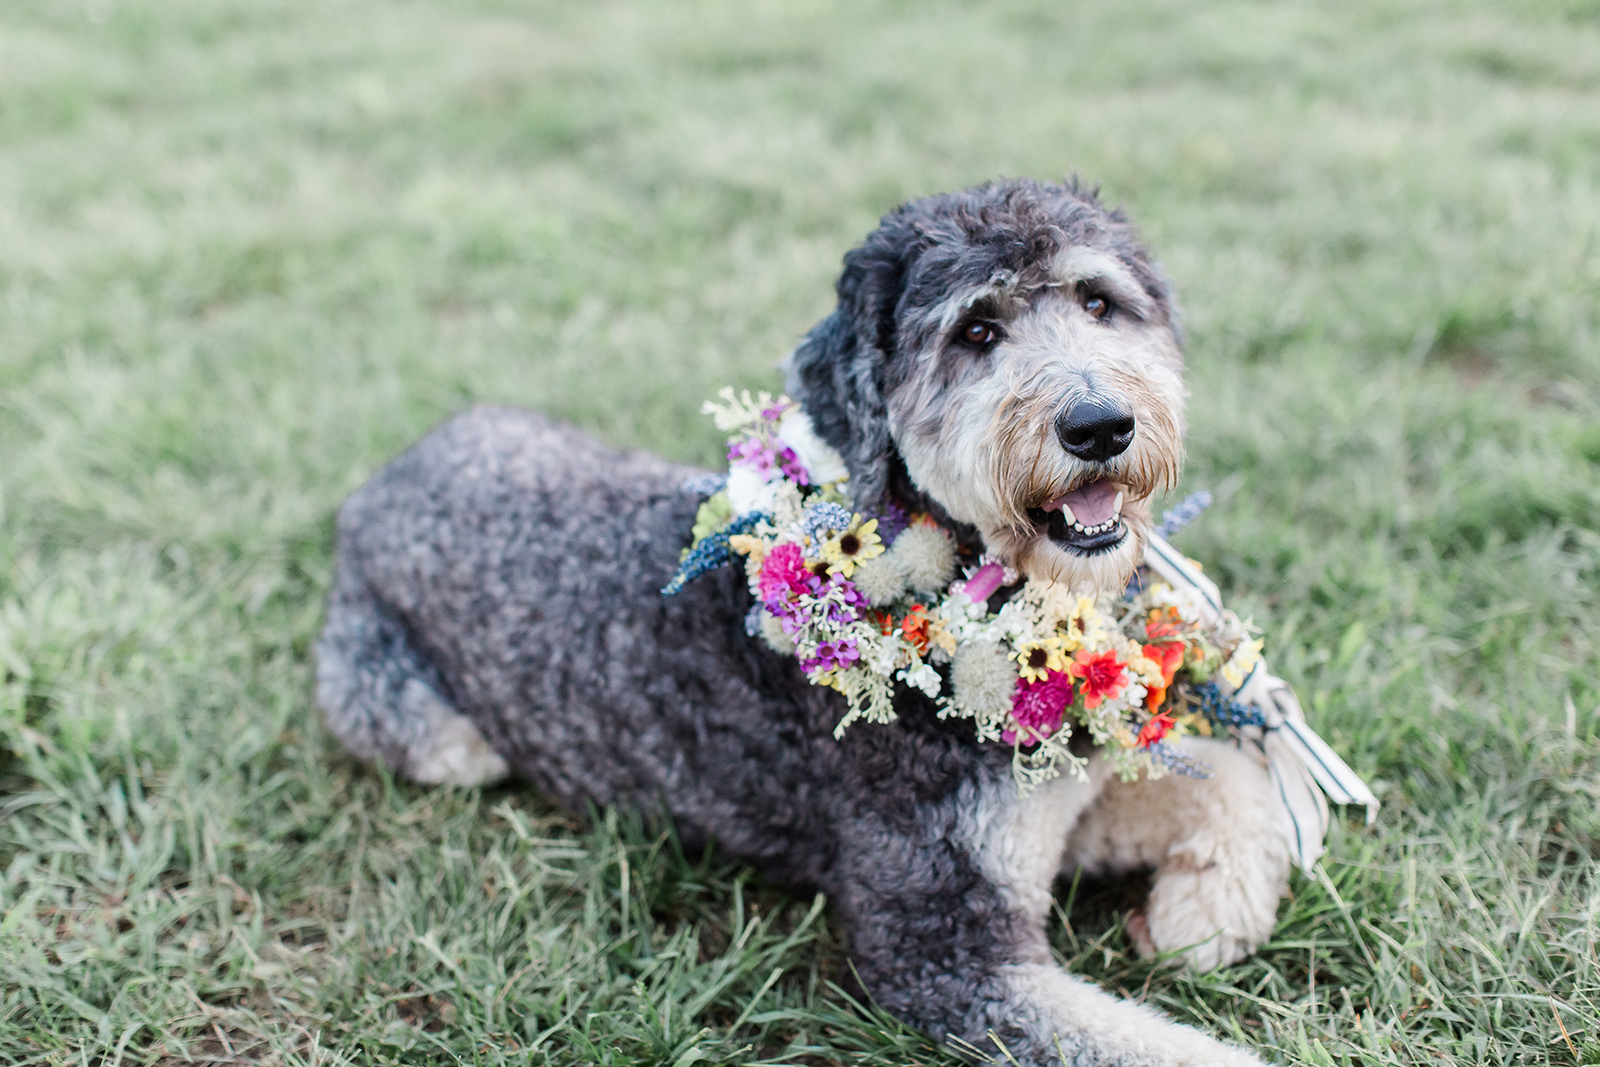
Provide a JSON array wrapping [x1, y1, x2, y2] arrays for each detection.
[[783, 215, 917, 512]]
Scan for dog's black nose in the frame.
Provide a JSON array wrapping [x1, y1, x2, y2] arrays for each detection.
[[1055, 399, 1136, 462]]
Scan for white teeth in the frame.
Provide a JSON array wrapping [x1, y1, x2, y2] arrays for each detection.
[[1112, 491, 1124, 518], [1059, 503, 1078, 526]]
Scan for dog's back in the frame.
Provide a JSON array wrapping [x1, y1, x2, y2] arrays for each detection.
[[316, 405, 851, 882]]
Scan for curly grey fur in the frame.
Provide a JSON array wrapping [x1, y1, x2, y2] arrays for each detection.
[[317, 179, 1274, 1067]]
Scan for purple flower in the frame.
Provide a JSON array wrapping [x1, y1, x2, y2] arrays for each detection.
[[802, 637, 860, 674], [872, 501, 909, 546], [777, 445, 810, 486], [823, 573, 866, 624]]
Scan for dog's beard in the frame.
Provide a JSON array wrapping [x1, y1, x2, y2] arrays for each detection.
[[979, 373, 1180, 594]]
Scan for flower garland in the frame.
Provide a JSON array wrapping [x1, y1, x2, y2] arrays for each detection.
[[664, 388, 1271, 791]]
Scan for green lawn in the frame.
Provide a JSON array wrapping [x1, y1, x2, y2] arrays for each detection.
[[2, 0, 1599, 1063]]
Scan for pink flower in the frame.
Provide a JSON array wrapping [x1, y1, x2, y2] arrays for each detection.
[[728, 436, 778, 476], [758, 543, 813, 609], [1005, 670, 1074, 745]]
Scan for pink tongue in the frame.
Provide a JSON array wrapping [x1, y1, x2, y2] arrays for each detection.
[[1046, 478, 1118, 524]]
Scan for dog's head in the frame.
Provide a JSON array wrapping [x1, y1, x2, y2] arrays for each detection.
[[785, 178, 1185, 594]]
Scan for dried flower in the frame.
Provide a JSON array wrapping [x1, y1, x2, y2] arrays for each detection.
[[949, 639, 1017, 718], [889, 523, 956, 593], [851, 553, 908, 605]]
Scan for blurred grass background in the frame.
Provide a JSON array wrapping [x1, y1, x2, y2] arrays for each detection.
[[2, 0, 1599, 1063]]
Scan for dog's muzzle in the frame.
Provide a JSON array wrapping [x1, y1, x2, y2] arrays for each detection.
[[1023, 397, 1136, 555]]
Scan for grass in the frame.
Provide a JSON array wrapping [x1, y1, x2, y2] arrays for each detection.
[[1, 0, 1598, 1062]]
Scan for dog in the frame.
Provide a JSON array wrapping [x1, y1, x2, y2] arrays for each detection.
[[316, 178, 1292, 1066]]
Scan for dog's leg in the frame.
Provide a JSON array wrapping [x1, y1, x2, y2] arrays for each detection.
[[836, 770, 1265, 1067], [316, 571, 508, 787], [1064, 738, 1292, 971]]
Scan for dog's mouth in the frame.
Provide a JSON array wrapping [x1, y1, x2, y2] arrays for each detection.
[[1026, 477, 1129, 555]]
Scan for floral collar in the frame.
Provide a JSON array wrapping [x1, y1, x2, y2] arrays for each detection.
[[663, 388, 1378, 866]]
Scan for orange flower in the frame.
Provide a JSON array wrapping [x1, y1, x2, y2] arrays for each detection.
[[1141, 630, 1186, 711], [900, 604, 931, 655], [1069, 648, 1129, 710], [1147, 605, 1182, 629], [1136, 712, 1176, 748]]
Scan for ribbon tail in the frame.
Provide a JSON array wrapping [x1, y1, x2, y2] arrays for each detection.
[[1275, 716, 1379, 824], [1261, 729, 1332, 872], [1260, 677, 1379, 823]]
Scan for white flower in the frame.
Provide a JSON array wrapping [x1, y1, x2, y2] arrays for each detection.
[[726, 465, 781, 515], [757, 609, 793, 654], [898, 660, 943, 698], [858, 630, 903, 676], [994, 600, 1036, 643], [1148, 581, 1206, 624], [949, 638, 1017, 718], [765, 480, 804, 528], [776, 409, 849, 485]]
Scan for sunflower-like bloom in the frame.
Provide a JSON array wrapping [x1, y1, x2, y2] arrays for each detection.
[[820, 516, 884, 576], [1011, 635, 1070, 682]]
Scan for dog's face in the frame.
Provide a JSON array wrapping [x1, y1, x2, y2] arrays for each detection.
[[787, 179, 1185, 594]]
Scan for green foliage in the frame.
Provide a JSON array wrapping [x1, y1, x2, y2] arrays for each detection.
[[1, 0, 1597, 1062]]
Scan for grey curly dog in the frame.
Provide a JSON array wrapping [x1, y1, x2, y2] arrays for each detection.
[[317, 178, 1293, 1066]]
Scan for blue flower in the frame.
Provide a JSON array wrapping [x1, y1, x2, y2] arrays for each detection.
[[799, 502, 853, 542]]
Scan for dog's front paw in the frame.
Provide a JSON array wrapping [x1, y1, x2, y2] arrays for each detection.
[[1141, 838, 1289, 971]]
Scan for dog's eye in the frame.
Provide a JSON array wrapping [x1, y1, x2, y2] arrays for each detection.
[[957, 321, 1001, 349], [1083, 295, 1111, 321]]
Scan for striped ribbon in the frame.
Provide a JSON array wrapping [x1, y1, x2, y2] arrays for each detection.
[[1142, 533, 1379, 871]]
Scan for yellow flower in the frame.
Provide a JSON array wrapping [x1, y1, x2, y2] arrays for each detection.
[[727, 534, 767, 565], [1011, 636, 1069, 682], [1220, 637, 1264, 688], [729, 534, 768, 583], [1059, 595, 1102, 648], [1126, 652, 1165, 688], [821, 517, 884, 576], [924, 613, 959, 655]]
